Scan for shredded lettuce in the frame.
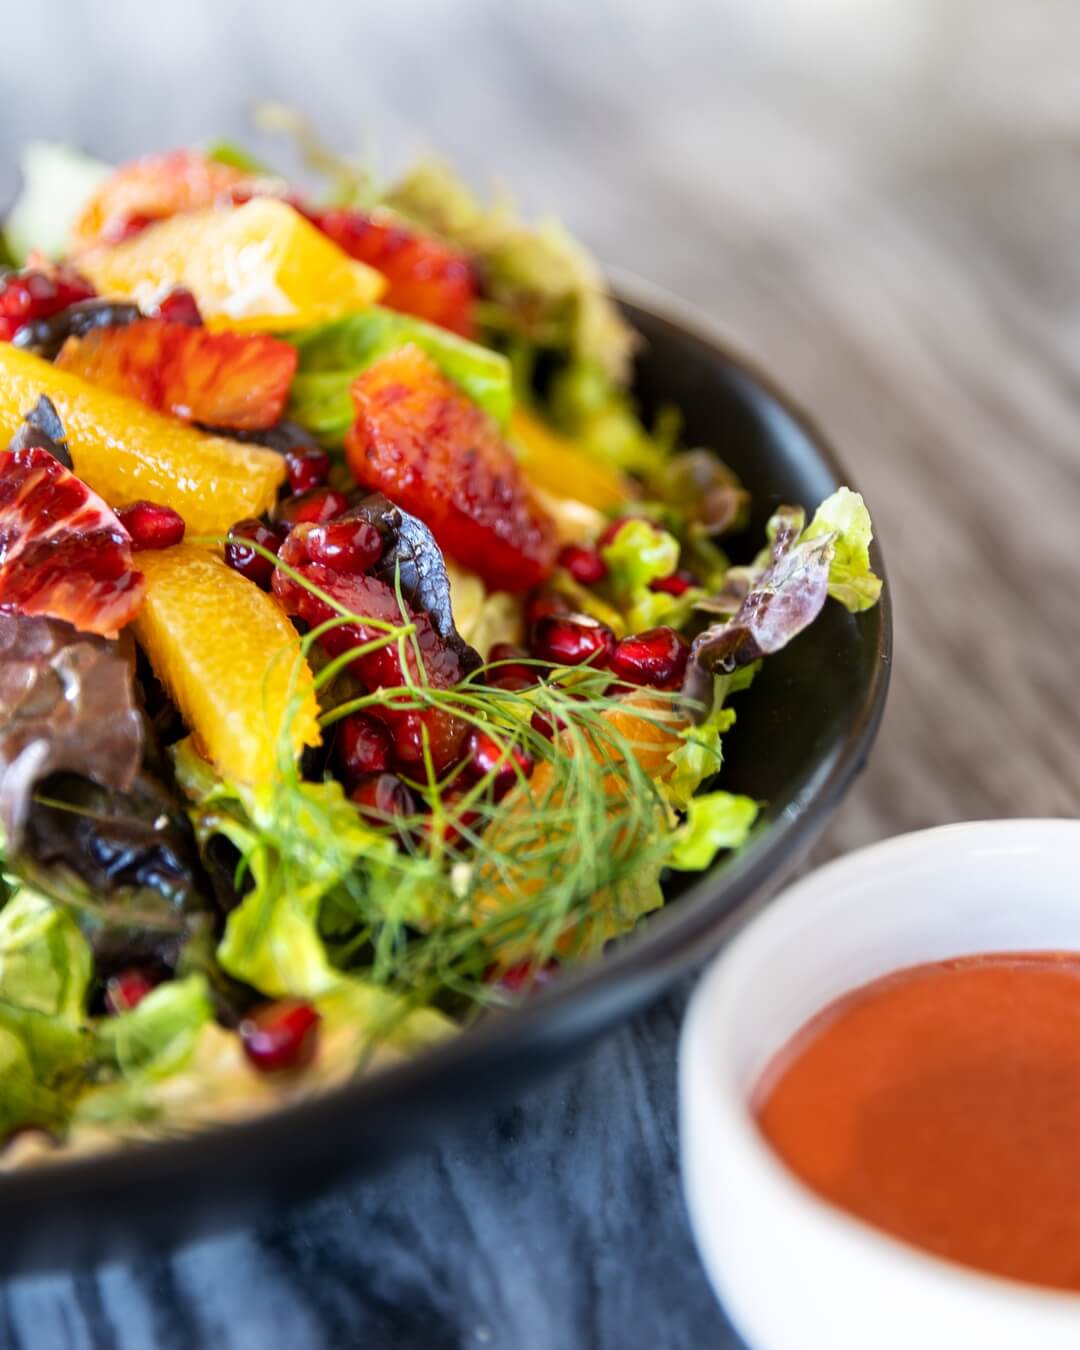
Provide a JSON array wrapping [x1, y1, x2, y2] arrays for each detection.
[[600, 518, 701, 631], [0, 888, 92, 1023], [382, 159, 637, 386], [95, 974, 212, 1081], [668, 792, 759, 870], [0, 889, 94, 1133], [286, 307, 513, 444]]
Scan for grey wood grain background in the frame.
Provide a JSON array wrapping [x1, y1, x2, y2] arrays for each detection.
[[3, 0, 1079, 1345]]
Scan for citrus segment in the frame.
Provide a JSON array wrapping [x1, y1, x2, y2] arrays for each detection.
[[76, 199, 386, 332], [134, 544, 319, 785], [56, 318, 298, 430], [0, 344, 285, 534], [510, 406, 636, 512], [69, 150, 256, 251]]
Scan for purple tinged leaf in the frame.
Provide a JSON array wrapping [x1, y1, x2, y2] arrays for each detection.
[[682, 507, 832, 714], [0, 613, 142, 849]]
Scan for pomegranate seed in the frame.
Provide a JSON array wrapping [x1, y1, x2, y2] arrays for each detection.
[[240, 998, 320, 1072], [284, 445, 331, 495], [464, 729, 533, 800], [104, 969, 155, 1014], [490, 960, 559, 994], [276, 487, 349, 527], [524, 590, 569, 628], [485, 641, 536, 687], [225, 517, 285, 588], [531, 612, 614, 667], [351, 772, 416, 825], [609, 626, 690, 688], [530, 708, 569, 740], [336, 712, 394, 783], [305, 517, 383, 573], [558, 544, 607, 586], [117, 499, 186, 552], [150, 286, 202, 326], [649, 570, 696, 598]]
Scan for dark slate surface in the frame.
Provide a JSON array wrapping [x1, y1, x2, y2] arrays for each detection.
[[4, 0, 1080, 1344]]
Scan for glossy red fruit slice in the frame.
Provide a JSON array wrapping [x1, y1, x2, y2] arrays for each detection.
[[0, 444, 143, 636], [272, 537, 466, 770], [308, 207, 475, 336], [345, 345, 557, 592], [55, 318, 298, 431], [69, 150, 256, 250]]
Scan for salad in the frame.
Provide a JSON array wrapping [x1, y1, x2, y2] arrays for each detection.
[[0, 121, 881, 1162]]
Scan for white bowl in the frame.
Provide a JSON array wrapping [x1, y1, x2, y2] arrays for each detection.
[[680, 819, 1080, 1350]]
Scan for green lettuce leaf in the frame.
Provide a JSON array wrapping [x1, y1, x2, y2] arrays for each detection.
[[600, 518, 700, 630], [95, 974, 212, 1081], [801, 487, 882, 612], [0, 889, 95, 1133], [286, 307, 513, 445], [173, 741, 435, 999], [5, 142, 111, 263], [667, 792, 759, 870], [547, 361, 676, 477], [0, 889, 92, 1023], [664, 668, 757, 810]]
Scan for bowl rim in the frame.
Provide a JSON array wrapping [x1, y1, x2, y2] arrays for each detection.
[[681, 818, 1080, 1323], [0, 274, 892, 1204]]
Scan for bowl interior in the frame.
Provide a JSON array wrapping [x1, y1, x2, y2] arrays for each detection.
[[0, 289, 890, 1271]]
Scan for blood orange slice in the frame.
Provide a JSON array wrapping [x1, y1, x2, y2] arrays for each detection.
[[345, 345, 557, 592], [0, 399, 143, 637], [56, 319, 298, 431]]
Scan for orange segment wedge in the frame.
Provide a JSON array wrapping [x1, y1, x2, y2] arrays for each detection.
[[472, 692, 685, 957], [134, 544, 319, 785], [77, 199, 386, 332], [510, 405, 637, 512], [0, 344, 284, 534]]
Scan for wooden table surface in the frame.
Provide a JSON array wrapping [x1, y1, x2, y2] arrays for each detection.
[[4, 1, 1079, 1345]]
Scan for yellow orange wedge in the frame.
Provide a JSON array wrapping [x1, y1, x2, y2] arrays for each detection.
[[0, 344, 284, 534], [134, 545, 320, 785], [77, 199, 386, 332], [511, 405, 637, 512], [471, 692, 684, 957]]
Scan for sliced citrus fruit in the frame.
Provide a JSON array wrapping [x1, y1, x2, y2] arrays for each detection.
[[472, 692, 684, 957], [56, 318, 298, 430], [69, 150, 256, 251], [0, 344, 285, 535], [308, 207, 475, 336], [0, 416, 143, 637], [510, 405, 637, 512], [134, 544, 319, 785], [76, 199, 386, 333], [345, 345, 557, 591]]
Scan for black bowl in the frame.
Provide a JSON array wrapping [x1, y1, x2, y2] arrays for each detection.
[[1, 284, 890, 1271]]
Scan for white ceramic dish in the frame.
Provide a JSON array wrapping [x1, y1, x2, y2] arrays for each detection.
[[680, 819, 1080, 1350]]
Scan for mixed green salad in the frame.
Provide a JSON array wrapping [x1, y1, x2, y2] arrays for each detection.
[[0, 117, 881, 1162]]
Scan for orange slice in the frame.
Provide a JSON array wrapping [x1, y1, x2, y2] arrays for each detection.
[[472, 691, 685, 957], [0, 344, 285, 535], [510, 405, 637, 512], [76, 199, 386, 332], [134, 544, 319, 785]]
